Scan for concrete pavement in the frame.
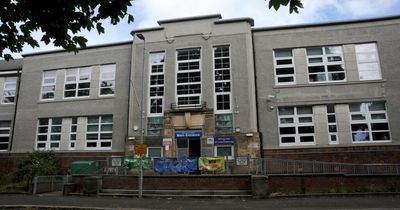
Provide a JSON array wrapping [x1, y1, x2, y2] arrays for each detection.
[[0, 194, 400, 209]]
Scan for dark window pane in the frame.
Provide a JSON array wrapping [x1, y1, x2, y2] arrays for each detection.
[[372, 132, 390, 141], [277, 59, 292, 65], [300, 136, 314, 142], [371, 123, 389, 131], [298, 126, 314, 134], [276, 68, 294, 75], [308, 66, 325, 73], [277, 77, 294, 83], [280, 127, 296, 135], [281, 137, 295, 143]]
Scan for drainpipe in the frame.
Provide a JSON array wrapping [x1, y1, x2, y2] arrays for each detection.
[[9, 66, 22, 154], [250, 31, 264, 159]]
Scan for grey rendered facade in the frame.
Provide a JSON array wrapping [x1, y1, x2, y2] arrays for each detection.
[[0, 14, 400, 168], [253, 17, 400, 161], [128, 14, 260, 160], [12, 43, 131, 155]]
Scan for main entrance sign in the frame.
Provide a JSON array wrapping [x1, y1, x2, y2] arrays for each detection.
[[175, 130, 202, 138]]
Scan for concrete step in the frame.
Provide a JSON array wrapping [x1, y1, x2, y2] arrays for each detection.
[[99, 189, 252, 198]]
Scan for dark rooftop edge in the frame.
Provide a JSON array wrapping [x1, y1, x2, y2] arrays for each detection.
[[157, 14, 222, 25], [215, 17, 255, 26], [22, 41, 132, 57], [252, 15, 400, 32], [131, 26, 164, 35]]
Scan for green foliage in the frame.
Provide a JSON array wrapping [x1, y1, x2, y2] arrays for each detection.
[[267, 0, 304, 13], [0, 0, 134, 60], [14, 151, 59, 183]]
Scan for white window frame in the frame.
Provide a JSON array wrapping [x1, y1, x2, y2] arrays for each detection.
[[175, 47, 202, 107], [40, 70, 56, 100], [69, 117, 77, 150], [273, 49, 296, 85], [355, 43, 382, 81], [36, 118, 62, 150], [147, 147, 163, 158], [2, 76, 17, 104], [0, 121, 11, 151], [213, 45, 232, 113], [214, 145, 234, 160], [85, 115, 113, 150], [349, 102, 391, 143], [149, 52, 165, 116], [64, 67, 91, 99], [278, 106, 315, 146], [306, 46, 346, 83], [327, 104, 339, 144], [99, 64, 116, 96]]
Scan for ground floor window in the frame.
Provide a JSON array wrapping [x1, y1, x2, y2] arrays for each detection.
[[278, 106, 315, 146], [0, 121, 11, 151], [69, 117, 77, 150], [214, 145, 234, 160], [147, 147, 163, 158], [86, 115, 113, 150], [349, 101, 390, 142], [36, 118, 62, 150]]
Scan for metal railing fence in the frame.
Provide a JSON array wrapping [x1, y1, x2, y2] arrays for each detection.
[[262, 158, 400, 175], [32, 175, 71, 194]]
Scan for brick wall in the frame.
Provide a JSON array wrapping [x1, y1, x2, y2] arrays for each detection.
[[264, 145, 400, 164], [101, 175, 252, 190], [268, 174, 400, 194]]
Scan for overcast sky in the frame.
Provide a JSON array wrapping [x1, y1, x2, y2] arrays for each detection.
[[9, 0, 400, 58]]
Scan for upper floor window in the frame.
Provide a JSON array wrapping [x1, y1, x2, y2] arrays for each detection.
[[149, 52, 165, 115], [278, 106, 315, 146], [215, 114, 233, 134], [355, 43, 382, 81], [274, 49, 295, 85], [99, 64, 116, 96], [214, 45, 231, 113], [64, 67, 91, 98], [2, 76, 17, 104], [147, 117, 163, 136], [349, 101, 390, 142], [306, 46, 345, 83], [176, 48, 201, 106], [41, 71, 56, 100]]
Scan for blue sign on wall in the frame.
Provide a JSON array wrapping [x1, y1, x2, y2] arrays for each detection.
[[153, 157, 198, 173], [175, 130, 202, 138], [214, 136, 235, 145]]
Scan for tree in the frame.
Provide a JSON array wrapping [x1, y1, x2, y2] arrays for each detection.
[[267, 0, 304, 13], [0, 0, 133, 60], [14, 151, 59, 187]]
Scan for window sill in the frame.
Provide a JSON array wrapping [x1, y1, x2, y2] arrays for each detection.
[[273, 79, 386, 89], [37, 96, 115, 104]]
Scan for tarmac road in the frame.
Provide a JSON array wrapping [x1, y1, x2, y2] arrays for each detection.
[[0, 194, 400, 210]]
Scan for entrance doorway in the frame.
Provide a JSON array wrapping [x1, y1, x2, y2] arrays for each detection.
[[177, 137, 201, 157]]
